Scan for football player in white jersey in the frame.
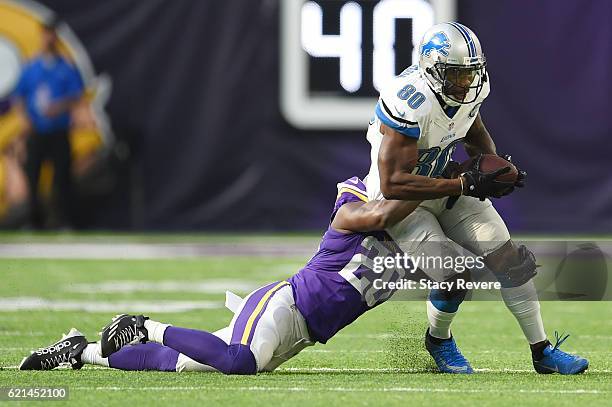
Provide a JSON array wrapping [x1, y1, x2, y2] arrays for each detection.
[[364, 22, 587, 375]]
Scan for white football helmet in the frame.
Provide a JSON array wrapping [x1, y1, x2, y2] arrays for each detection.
[[418, 22, 487, 106]]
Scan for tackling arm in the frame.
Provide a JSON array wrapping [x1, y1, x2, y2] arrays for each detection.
[[378, 123, 462, 200], [331, 199, 421, 233], [463, 113, 496, 157]]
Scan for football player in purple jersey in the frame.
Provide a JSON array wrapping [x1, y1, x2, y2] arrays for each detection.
[[19, 177, 425, 374]]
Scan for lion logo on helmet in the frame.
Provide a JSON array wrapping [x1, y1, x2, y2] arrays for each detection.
[[420, 32, 451, 58]]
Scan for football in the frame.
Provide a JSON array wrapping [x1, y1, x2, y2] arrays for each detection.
[[460, 154, 518, 183]]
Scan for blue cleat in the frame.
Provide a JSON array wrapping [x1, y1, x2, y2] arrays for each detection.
[[425, 329, 473, 374], [533, 331, 589, 375]]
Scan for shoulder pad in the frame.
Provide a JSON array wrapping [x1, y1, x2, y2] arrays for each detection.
[[375, 73, 432, 139], [330, 177, 368, 223]]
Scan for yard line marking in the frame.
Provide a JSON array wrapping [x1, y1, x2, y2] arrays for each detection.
[[0, 297, 223, 313], [303, 349, 385, 353], [334, 333, 421, 339], [3, 365, 612, 374], [66, 280, 260, 294], [3, 346, 608, 360], [573, 335, 612, 340], [60, 386, 607, 394], [335, 333, 612, 341], [303, 348, 611, 356], [278, 367, 612, 374], [0, 242, 316, 259], [0, 331, 45, 336]]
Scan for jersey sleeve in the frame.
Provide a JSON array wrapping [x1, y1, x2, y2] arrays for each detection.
[[374, 78, 424, 139], [336, 177, 368, 203], [330, 177, 368, 222]]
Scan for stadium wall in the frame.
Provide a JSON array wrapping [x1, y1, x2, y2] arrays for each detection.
[[38, 0, 612, 233]]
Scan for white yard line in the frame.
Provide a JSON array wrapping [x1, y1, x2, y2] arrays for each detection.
[[0, 297, 223, 313], [278, 367, 612, 374], [334, 333, 612, 341], [303, 349, 385, 353], [0, 331, 45, 336], [3, 346, 608, 356], [66, 280, 260, 294], [0, 242, 315, 259], [2, 365, 611, 374], [61, 386, 608, 394]]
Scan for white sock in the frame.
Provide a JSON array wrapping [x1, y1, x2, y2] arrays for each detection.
[[144, 320, 171, 344], [500, 280, 547, 344], [81, 343, 109, 367], [426, 300, 456, 339]]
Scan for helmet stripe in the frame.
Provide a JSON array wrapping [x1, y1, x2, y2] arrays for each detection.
[[448, 22, 476, 58], [455, 22, 478, 57]]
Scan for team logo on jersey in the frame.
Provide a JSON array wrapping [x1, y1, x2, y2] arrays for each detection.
[[421, 32, 451, 58], [440, 133, 456, 143]]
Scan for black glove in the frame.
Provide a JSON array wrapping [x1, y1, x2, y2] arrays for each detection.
[[501, 154, 527, 188], [461, 166, 515, 201]]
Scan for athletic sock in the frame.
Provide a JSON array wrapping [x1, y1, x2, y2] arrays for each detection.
[[426, 300, 456, 340], [144, 319, 171, 344], [107, 342, 179, 371], [500, 280, 547, 345], [163, 326, 256, 374], [530, 340, 551, 360], [81, 343, 109, 367]]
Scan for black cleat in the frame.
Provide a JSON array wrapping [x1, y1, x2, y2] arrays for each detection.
[[19, 328, 88, 370], [100, 314, 148, 358]]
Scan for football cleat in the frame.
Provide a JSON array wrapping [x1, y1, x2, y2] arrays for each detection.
[[100, 314, 148, 358], [425, 329, 474, 374], [19, 328, 88, 370], [533, 331, 589, 375]]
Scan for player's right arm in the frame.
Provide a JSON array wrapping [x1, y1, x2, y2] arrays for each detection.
[[378, 123, 462, 200], [331, 199, 421, 233]]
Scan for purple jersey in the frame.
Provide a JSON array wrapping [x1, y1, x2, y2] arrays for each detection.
[[288, 177, 411, 343]]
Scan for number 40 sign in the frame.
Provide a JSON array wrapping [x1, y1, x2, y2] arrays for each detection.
[[280, 0, 456, 130]]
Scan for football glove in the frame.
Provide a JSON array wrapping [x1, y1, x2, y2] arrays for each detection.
[[461, 165, 515, 201], [444, 156, 514, 209], [501, 154, 527, 188]]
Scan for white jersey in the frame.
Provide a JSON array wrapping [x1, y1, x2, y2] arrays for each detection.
[[365, 65, 490, 201]]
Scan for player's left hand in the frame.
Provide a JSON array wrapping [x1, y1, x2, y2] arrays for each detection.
[[501, 154, 527, 188]]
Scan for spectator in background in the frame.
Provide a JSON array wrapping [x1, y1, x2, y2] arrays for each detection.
[[13, 17, 83, 228]]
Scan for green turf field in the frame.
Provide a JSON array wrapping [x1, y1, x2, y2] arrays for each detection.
[[0, 236, 610, 406]]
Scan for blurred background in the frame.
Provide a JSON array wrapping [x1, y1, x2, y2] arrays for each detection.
[[0, 0, 610, 233]]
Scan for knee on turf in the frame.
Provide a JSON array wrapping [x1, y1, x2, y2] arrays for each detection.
[[220, 344, 257, 375], [486, 243, 537, 288]]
